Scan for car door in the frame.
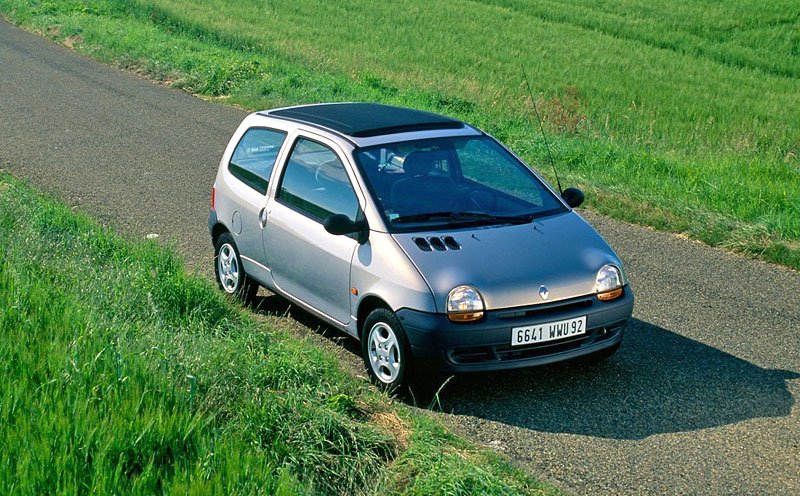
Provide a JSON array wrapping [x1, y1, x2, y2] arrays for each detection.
[[262, 134, 362, 325], [225, 126, 288, 266]]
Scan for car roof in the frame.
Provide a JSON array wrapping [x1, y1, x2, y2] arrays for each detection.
[[262, 102, 465, 139]]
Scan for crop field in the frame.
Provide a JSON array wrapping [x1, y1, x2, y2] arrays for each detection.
[[135, 0, 800, 155], [3, 0, 797, 267]]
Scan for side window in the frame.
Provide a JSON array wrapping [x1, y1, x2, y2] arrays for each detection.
[[228, 128, 287, 194], [277, 138, 359, 222]]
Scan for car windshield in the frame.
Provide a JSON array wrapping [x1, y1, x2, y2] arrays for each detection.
[[354, 136, 566, 231]]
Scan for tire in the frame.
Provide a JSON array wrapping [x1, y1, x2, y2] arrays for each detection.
[[361, 308, 411, 392], [214, 232, 258, 305]]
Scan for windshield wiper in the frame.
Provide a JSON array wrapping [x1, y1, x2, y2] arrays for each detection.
[[393, 211, 535, 225], [461, 212, 535, 225]]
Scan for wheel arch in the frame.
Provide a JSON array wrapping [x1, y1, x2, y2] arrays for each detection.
[[211, 222, 229, 247], [356, 295, 391, 340]]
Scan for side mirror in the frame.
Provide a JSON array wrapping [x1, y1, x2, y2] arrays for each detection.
[[323, 214, 369, 243], [561, 187, 585, 208]]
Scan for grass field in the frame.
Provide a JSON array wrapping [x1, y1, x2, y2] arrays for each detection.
[[0, 172, 557, 495], [2, 0, 797, 269]]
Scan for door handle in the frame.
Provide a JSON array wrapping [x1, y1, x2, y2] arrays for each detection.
[[258, 207, 268, 228]]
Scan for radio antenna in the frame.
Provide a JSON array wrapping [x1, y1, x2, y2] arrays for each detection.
[[522, 66, 563, 194]]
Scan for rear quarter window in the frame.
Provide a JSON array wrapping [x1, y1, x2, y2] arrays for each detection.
[[228, 128, 287, 194]]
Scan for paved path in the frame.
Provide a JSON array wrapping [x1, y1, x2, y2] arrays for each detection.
[[2, 18, 798, 495]]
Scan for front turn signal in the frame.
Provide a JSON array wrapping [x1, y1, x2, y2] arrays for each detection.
[[597, 287, 623, 301], [448, 311, 485, 322]]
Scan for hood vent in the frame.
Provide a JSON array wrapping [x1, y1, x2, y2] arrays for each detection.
[[412, 236, 461, 252], [429, 237, 447, 251], [413, 237, 432, 251], [442, 236, 461, 250]]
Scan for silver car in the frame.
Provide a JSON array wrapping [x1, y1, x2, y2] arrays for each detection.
[[209, 103, 634, 389]]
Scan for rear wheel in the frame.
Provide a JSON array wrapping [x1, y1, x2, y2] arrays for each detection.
[[214, 232, 258, 305], [362, 308, 411, 392]]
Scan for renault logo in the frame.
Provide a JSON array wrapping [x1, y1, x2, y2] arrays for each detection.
[[538, 285, 549, 301]]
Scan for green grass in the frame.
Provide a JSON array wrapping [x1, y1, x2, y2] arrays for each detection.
[[0, 172, 557, 495], [1, 0, 798, 269]]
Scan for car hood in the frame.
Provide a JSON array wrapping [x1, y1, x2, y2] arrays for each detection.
[[392, 211, 623, 312]]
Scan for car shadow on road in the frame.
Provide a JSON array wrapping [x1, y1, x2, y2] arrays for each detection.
[[249, 295, 798, 441], [433, 318, 799, 440]]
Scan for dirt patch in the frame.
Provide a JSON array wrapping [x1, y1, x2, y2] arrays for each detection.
[[370, 410, 411, 451], [63, 34, 83, 49], [539, 84, 588, 134]]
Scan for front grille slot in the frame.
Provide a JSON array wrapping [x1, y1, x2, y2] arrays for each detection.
[[496, 296, 593, 321], [449, 334, 590, 364], [494, 334, 590, 360], [446, 322, 625, 365]]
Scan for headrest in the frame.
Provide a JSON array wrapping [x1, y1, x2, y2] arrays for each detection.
[[402, 152, 436, 176]]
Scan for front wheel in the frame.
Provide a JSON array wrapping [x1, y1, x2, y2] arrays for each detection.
[[362, 308, 411, 392], [214, 232, 258, 305]]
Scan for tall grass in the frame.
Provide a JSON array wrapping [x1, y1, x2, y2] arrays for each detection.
[[2, 0, 796, 269], [0, 174, 389, 494], [484, 0, 800, 79], [0, 173, 554, 495]]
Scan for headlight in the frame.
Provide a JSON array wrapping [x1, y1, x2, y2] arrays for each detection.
[[447, 285, 485, 322], [596, 264, 623, 301]]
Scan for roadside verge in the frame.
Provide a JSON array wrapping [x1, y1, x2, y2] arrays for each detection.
[[0, 172, 559, 494]]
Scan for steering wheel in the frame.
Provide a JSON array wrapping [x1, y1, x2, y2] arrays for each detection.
[[450, 186, 497, 211], [315, 159, 342, 185]]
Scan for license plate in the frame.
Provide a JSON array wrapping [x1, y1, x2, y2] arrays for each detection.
[[511, 316, 587, 347]]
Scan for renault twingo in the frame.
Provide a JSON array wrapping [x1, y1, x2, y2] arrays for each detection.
[[209, 103, 634, 389]]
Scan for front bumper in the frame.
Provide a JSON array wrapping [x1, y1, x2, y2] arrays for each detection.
[[397, 287, 634, 373]]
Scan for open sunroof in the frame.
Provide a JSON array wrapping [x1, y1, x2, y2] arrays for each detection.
[[268, 103, 464, 138]]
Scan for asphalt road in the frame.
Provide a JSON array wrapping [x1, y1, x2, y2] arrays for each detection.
[[2, 18, 798, 495]]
